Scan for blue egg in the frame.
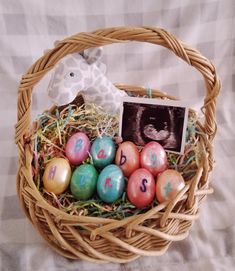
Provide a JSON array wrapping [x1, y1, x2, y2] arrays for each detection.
[[97, 164, 125, 203], [91, 136, 116, 169]]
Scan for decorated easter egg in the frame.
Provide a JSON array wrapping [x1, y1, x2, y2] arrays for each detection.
[[97, 164, 125, 203], [70, 164, 98, 200], [127, 168, 155, 208], [43, 158, 71, 195], [115, 141, 140, 177], [65, 132, 90, 165], [91, 136, 116, 169], [140, 141, 167, 176], [156, 169, 185, 203]]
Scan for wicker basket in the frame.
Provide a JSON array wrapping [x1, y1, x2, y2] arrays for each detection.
[[15, 26, 221, 263]]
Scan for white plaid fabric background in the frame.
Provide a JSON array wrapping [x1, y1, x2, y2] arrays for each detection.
[[0, 0, 235, 270]]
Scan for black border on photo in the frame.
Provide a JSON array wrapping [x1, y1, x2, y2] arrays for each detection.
[[119, 97, 189, 154]]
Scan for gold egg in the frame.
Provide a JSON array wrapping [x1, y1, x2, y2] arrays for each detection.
[[43, 158, 71, 195]]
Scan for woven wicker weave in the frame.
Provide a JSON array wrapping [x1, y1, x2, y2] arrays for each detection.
[[15, 26, 221, 263]]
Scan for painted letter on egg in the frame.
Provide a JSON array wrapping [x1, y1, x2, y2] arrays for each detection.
[[119, 150, 126, 166], [105, 177, 112, 188], [74, 138, 83, 153], [140, 178, 148, 192], [97, 149, 107, 159], [48, 166, 57, 180]]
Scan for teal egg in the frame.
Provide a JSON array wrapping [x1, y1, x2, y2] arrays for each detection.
[[91, 136, 116, 169], [70, 164, 98, 200], [97, 164, 125, 203]]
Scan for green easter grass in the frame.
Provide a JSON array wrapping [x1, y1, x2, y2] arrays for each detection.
[[32, 101, 202, 220]]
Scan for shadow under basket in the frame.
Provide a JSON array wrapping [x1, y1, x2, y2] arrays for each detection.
[[15, 26, 221, 263]]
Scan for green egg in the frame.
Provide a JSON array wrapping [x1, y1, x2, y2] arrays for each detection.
[[90, 136, 116, 169], [70, 164, 98, 200]]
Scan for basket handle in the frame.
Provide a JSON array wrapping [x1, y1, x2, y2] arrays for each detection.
[[15, 26, 220, 149]]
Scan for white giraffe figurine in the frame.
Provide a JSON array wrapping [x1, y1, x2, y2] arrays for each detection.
[[47, 47, 127, 113]]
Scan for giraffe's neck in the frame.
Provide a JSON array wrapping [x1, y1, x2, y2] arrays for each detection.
[[80, 65, 127, 113]]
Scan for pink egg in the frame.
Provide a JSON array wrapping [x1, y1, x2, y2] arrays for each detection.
[[127, 168, 155, 208], [140, 141, 167, 176], [156, 169, 185, 203], [65, 132, 90, 165], [115, 141, 140, 177]]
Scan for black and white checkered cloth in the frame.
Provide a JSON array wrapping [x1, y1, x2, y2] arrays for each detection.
[[0, 0, 234, 270]]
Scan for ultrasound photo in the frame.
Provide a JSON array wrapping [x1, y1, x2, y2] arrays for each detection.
[[119, 97, 188, 154]]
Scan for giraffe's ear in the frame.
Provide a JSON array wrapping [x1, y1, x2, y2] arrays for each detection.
[[83, 47, 103, 64], [43, 40, 61, 55]]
